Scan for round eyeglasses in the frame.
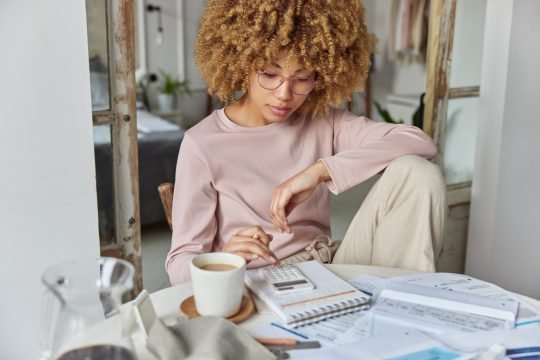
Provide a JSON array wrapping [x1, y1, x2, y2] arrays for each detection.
[[256, 69, 317, 95]]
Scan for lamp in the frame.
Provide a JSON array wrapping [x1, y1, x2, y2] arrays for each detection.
[[146, 4, 163, 45]]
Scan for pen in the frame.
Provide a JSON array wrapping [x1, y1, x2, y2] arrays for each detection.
[[358, 289, 373, 296], [255, 337, 298, 346], [270, 322, 309, 339], [516, 319, 540, 327]]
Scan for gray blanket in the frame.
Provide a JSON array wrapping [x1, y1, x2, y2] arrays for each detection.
[[95, 129, 184, 240], [146, 316, 275, 360]]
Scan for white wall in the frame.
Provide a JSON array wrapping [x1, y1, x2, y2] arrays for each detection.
[[444, 0, 486, 185], [466, 0, 540, 299], [363, 0, 427, 122], [0, 1, 100, 358], [144, 0, 208, 124]]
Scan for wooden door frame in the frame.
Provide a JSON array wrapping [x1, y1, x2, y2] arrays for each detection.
[[423, 0, 480, 192], [92, 0, 142, 294]]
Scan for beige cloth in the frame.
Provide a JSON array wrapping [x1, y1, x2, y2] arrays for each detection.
[[280, 235, 340, 265], [146, 316, 275, 360], [283, 155, 446, 273]]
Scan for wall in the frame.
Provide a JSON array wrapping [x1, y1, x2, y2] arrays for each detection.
[[363, 0, 427, 122], [0, 1, 100, 358], [144, 0, 430, 124], [144, 0, 429, 124], [144, 0, 208, 125], [466, 0, 540, 299]]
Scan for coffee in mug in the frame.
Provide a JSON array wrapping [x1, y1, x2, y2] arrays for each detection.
[[199, 263, 237, 271], [190, 252, 246, 317]]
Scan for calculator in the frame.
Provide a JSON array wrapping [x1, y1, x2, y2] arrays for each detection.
[[261, 264, 315, 294]]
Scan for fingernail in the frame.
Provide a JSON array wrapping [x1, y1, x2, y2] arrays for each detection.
[[251, 254, 259, 260], [269, 256, 277, 263]]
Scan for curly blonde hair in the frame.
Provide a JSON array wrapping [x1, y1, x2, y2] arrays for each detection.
[[195, 0, 373, 116]]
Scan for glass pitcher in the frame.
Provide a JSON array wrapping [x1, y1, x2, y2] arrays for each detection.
[[40, 257, 136, 360]]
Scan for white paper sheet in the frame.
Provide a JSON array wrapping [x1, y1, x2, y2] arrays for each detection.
[[290, 324, 540, 360], [289, 328, 440, 360], [374, 296, 509, 333], [390, 272, 540, 325], [348, 274, 389, 300], [295, 311, 372, 345], [426, 323, 540, 357]]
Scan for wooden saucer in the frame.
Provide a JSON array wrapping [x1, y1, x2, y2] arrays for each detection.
[[179, 291, 256, 324]]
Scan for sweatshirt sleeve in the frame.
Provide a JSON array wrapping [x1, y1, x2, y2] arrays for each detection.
[[320, 109, 437, 194], [165, 134, 218, 285]]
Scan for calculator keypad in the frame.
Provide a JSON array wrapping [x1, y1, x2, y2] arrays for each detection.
[[261, 265, 314, 293]]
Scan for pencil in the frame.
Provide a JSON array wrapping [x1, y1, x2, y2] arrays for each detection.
[[270, 322, 309, 339], [255, 337, 298, 346]]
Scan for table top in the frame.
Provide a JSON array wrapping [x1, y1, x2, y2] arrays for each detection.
[[150, 264, 415, 321], [136, 265, 540, 359]]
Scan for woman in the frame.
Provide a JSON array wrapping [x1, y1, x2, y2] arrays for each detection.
[[166, 0, 446, 285]]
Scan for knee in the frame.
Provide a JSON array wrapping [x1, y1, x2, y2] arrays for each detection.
[[386, 155, 445, 196]]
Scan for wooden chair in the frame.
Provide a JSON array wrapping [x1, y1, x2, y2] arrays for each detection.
[[157, 182, 174, 230]]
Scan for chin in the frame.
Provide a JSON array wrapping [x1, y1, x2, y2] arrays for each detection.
[[264, 108, 294, 123], [266, 115, 290, 124]]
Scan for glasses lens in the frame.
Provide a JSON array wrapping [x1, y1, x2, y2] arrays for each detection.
[[257, 71, 315, 95], [258, 72, 281, 90], [291, 78, 315, 95]]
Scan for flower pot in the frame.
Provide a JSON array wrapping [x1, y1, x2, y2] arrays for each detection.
[[156, 93, 176, 112]]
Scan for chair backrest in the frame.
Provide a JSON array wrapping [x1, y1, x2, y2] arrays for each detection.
[[158, 182, 174, 230]]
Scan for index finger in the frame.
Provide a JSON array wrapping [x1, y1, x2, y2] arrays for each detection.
[[237, 226, 273, 245], [270, 189, 291, 232]]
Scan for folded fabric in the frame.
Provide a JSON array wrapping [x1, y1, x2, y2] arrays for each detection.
[[146, 316, 275, 360]]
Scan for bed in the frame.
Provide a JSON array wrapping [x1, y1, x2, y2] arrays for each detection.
[[93, 109, 184, 241]]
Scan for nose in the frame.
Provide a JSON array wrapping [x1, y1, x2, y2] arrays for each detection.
[[274, 78, 293, 101]]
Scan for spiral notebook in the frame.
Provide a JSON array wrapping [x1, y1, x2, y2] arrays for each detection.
[[245, 261, 371, 327]]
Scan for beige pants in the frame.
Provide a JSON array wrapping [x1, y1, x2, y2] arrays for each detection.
[[282, 155, 447, 272]]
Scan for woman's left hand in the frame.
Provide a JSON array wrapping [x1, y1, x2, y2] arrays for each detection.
[[269, 161, 330, 233]]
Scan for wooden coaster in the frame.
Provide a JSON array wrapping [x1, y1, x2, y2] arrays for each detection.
[[179, 291, 256, 324]]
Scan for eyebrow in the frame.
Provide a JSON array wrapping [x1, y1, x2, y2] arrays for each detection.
[[269, 62, 309, 74]]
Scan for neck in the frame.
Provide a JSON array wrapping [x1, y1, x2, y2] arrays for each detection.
[[225, 96, 270, 127]]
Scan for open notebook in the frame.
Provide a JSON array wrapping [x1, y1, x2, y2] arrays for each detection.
[[245, 261, 371, 327]]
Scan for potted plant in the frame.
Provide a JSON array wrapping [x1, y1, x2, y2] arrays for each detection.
[[156, 69, 191, 113]]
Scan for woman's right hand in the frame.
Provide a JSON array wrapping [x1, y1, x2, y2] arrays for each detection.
[[223, 226, 278, 265]]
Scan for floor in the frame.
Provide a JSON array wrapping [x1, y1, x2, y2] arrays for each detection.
[[141, 176, 468, 292], [141, 222, 174, 293]]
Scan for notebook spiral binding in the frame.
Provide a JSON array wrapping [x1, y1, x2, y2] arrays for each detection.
[[290, 298, 370, 327]]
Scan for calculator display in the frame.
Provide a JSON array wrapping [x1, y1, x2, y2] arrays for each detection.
[[274, 279, 309, 288]]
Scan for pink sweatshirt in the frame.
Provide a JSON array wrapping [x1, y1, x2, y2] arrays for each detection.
[[166, 108, 436, 284]]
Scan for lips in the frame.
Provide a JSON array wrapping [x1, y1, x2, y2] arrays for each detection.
[[269, 105, 291, 117]]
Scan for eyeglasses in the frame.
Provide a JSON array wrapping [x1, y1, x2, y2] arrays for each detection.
[[256, 69, 317, 95]]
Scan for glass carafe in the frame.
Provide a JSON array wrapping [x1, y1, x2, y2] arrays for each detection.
[[40, 257, 136, 360]]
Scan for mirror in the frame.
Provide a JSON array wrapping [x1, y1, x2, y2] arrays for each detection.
[[135, 0, 147, 82], [86, 0, 111, 111]]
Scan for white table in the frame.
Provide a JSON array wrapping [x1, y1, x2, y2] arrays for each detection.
[[135, 265, 540, 359]]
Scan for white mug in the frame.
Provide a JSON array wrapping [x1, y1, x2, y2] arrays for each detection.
[[190, 252, 246, 317]]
